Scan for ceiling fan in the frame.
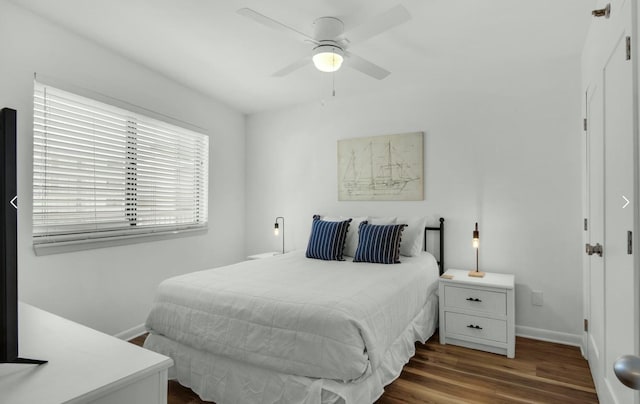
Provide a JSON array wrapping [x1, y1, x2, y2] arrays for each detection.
[[237, 5, 411, 80]]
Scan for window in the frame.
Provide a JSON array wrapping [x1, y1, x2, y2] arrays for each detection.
[[32, 82, 208, 253]]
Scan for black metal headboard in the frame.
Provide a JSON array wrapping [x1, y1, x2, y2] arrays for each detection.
[[424, 217, 445, 275]]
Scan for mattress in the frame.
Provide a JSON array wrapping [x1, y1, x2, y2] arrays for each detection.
[[144, 292, 439, 404], [145, 250, 439, 386]]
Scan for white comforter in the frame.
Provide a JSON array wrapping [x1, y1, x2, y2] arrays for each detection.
[[145, 250, 439, 382]]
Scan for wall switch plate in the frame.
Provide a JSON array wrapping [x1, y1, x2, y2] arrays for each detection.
[[532, 290, 544, 306]]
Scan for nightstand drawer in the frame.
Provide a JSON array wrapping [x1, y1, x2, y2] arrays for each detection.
[[444, 285, 506, 315], [445, 312, 507, 343]]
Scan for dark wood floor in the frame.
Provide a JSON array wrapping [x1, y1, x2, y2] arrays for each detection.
[[129, 333, 598, 403]]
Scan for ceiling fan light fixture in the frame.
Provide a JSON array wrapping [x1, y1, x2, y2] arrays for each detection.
[[312, 45, 344, 73]]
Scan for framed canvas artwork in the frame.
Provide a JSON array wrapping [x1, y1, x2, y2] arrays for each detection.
[[338, 132, 424, 201]]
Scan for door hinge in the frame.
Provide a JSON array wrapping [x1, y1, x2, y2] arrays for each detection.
[[628, 231, 633, 254], [584, 318, 589, 332], [592, 3, 611, 18], [627, 36, 632, 61], [583, 118, 587, 131], [584, 218, 588, 231]]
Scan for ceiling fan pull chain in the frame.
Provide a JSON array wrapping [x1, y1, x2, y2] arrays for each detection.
[[332, 69, 336, 97]]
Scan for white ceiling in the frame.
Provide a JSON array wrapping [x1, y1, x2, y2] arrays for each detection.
[[11, 0, 594, 114]]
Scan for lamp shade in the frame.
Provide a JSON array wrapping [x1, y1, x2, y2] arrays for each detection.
[[312, 45, 344, 73]]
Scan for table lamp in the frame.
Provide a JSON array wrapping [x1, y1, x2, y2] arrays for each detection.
[[469, 222, 485, 278]]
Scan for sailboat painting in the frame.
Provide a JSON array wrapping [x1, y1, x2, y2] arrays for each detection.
[[338, 132, 424, 201]]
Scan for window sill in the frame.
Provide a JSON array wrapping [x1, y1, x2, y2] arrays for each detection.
[[33, 227, 208, 256]]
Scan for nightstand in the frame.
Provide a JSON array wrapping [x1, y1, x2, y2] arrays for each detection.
[[247, 252, 280, 260], [439, 268, 515, 358]]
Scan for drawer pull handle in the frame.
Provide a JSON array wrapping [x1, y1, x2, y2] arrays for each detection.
[[466, 297, 482, 302], [467, 324, 483, 330]]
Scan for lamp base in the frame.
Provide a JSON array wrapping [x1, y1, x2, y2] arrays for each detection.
[[468, 270, 485, 278]]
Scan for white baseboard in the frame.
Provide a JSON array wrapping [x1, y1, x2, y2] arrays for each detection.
[[114, 323, 147, 341], [516, 325, 583, 350]]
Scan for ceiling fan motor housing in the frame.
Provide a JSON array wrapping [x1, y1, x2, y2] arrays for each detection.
[[313, 16, 344, 40]]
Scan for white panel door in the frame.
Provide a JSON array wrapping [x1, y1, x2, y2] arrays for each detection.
[[583, 1, 638, 402], [602, 29, 636, 404]]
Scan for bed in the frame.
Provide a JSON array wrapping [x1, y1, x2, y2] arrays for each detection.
[[144, 217, 444, 404]]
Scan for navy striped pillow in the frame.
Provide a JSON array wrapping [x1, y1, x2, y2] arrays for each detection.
[[306, 215, 352, 261], [353, 222, 407, 264]]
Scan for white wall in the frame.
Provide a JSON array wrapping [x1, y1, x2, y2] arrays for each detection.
[[246, 59, 584, 338], [0, 0, 246, 335], [0, 0, 584, 341]]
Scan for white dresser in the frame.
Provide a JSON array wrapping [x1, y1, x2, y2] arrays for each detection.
[[439, 269, 515, 358], [0, 303, 173, 404]]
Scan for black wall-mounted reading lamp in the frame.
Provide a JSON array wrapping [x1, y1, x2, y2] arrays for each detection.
[[274, 216, 285, 254]]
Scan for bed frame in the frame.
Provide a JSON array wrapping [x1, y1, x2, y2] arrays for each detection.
[[424, 217, 445, 275]]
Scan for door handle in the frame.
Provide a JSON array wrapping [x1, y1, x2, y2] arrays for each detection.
[[614, 355, 640, 390], [585, 243, 603, 257]]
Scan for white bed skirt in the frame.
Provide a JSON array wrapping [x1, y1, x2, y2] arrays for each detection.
[[144, 293, 438, 404]]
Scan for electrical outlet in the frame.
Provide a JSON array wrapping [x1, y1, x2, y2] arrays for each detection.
[[532, 290, 544, 306]]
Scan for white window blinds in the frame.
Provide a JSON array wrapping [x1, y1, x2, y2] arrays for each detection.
[[33, 82, 208, 248]]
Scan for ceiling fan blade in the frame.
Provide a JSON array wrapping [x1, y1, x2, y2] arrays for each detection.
[[344, 51, 390, 80], [272, 56, 312, 77], [343, 5, 411, 44], [237, 8, 318, 44]]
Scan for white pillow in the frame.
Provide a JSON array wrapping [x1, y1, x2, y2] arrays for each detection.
[[321, 216, 342, 222], [343, 216, 367, 257], [397, 216, 428, 257], [368, 217, 397, 225]]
